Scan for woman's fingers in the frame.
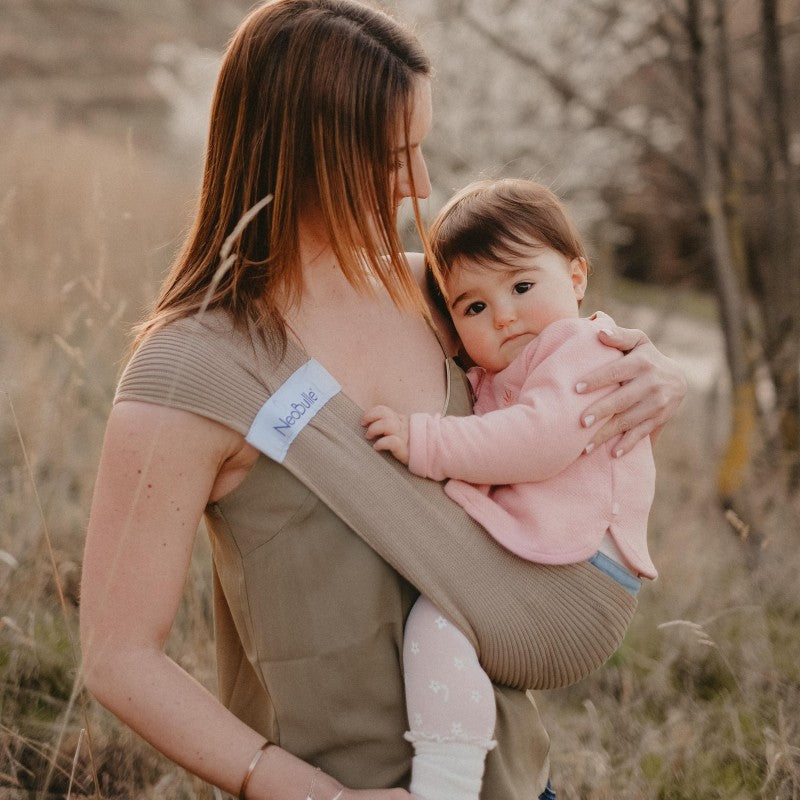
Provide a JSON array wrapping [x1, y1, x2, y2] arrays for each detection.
[[596, 323, 650, 351], [581, 372, 660, 428], [590, 415, 658, 455], [577, 337, 656, 395], [577, 323, 687, 454], [583, 376, 681, 453], [613, 420, 661, 455]]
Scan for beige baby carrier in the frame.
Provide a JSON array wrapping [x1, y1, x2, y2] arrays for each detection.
[[118, 309, 637, 691]]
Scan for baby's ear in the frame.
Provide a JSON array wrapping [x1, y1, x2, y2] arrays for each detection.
[[571, 257, 588, 300]]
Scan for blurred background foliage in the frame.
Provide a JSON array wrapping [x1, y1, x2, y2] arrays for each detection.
[[5, 0, 800, 501], [2, 0, 800, 797]]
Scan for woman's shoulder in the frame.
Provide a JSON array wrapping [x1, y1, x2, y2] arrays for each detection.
[[115, 309, 272, 436], [119, 309, 249, 388]]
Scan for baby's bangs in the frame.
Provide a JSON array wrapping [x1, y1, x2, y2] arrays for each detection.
[[468, 231, 545, 270]]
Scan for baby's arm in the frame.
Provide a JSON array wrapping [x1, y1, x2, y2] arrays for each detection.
[[418, 323, 620, 484], [362, 405, 411, 464], [383, 320, 621, 485]]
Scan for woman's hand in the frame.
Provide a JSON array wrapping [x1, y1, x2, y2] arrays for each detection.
[[576, 323, 687, 456]]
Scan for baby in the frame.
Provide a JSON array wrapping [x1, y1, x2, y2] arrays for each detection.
[[363, 178, 657, 800]]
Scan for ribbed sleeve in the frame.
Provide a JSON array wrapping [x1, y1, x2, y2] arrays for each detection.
[[115, 311, 272, 436]]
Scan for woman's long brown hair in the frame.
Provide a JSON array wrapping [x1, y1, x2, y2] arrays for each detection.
[[135, 0, 432, 349]]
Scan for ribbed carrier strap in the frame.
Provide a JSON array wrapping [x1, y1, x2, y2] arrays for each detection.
[[256, 336, 637, 691]]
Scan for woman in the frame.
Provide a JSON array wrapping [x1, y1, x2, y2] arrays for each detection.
[[79, 2, 686, 798]]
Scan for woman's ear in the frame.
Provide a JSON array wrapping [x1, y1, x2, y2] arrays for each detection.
[[571, 257, 588, 301]]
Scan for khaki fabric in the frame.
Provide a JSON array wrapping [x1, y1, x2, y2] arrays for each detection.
[[116, 309, 637, 795]]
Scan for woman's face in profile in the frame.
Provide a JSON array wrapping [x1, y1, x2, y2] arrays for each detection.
[[390, 76, 433, 208]]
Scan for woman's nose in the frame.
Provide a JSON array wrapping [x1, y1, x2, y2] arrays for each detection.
[[413, 156, 431, 200], [397, 152, 431, 201]]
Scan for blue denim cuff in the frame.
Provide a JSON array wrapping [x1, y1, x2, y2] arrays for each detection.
[[588, 550, 642, 596]]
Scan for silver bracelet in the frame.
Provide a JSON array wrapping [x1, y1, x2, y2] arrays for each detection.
[[239, 740, 271, 800], [306, 765, 346, 800], [306, 766, 321, 800]]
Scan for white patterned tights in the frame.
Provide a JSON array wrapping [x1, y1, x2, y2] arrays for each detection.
[[403, 595, 497, 800]]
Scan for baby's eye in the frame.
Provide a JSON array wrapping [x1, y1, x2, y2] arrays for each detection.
[[513, 281, 533, 294], [465, 301, 486, 316], [393, 159, 405, 170]]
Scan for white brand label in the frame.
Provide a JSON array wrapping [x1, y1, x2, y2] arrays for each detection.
[[246, 359, 341, 463]]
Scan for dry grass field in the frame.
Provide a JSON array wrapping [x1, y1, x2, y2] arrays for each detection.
[[2, 115, 799, 799]]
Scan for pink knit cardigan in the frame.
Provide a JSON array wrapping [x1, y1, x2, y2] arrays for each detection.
[[407, 314, 657, 579]]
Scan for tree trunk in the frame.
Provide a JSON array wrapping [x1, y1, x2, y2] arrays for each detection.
[[686, 0, 762, 551], [759, 0, 800, 489], [714, 0, 761, 346], [713, 0, 774, 475]]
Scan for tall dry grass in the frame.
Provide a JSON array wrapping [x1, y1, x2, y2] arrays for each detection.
[[1, 115, 799, 799], [1, 114, 217, 798]]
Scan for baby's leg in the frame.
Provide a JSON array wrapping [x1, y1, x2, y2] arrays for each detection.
[[403, 595, 496, 800]]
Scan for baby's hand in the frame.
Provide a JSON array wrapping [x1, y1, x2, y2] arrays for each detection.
[[362, 405, 411, 465]]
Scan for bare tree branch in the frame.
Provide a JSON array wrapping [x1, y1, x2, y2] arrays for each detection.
[[657, 0, 688, 27], [456, 5, 698, 190]]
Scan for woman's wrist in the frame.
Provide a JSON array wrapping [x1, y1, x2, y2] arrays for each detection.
[[243, 741, 345, 800]]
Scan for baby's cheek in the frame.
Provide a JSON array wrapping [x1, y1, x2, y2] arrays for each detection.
[[454, 322, 481, 351]]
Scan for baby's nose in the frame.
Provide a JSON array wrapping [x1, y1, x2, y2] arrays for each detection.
[[494, 308, 515, 328]]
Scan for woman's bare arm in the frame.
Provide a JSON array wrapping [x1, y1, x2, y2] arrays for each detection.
[[80, 401, 409, 799], [576, 324, 687, 456]]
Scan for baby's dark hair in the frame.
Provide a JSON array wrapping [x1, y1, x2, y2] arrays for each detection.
[[427, 178, 589, 308]]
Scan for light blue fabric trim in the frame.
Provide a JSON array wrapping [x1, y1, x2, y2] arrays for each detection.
[[246, 359, 340, 463], [587, 551, 641, 597]]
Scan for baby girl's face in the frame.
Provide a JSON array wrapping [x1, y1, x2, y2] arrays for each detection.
[[447, 243, 588, 372]]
